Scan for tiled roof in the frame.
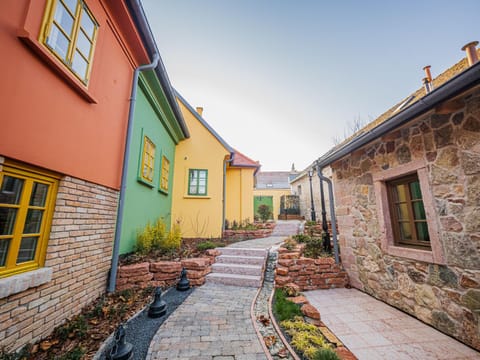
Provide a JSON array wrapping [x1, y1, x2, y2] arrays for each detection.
[[231, 149, 260, 168], [319, 50, 479, 163], [255, 171, 293, 189]]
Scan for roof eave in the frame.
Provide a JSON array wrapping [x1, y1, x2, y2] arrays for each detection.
[[317, 61, 480, 168], [125, 0, 190, 139], [174, 90, 234, 153]]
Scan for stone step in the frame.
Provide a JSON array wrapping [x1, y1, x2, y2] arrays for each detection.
[[205, 273, 263, 288], [216, 247, 268, 258], [211, 263, 263, 276], [215, 255, 266, 266]]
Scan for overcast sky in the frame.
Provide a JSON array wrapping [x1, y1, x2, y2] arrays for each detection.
[[142, 0, 479, 171]]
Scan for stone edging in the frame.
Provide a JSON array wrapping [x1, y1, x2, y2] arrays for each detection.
[[250, 285, 275, 360], [267, 289, 301, 360]]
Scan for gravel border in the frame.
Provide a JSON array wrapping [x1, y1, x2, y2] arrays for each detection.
[[95, 287, 194, 360]]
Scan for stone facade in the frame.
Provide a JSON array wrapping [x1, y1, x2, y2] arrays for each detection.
[[291, 167, 332, 222], [275, 247, 349, 291], [331, 88, 480, 349], [0, 177, 118, 351]]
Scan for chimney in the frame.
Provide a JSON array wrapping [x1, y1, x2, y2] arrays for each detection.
[[423, 65, 434, 93], [196, 107, 203, 116], [462, 41, 479, 66]]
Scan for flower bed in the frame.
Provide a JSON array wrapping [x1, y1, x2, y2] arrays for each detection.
[[222, 221, 275, 241], [116, 250, 219, 291], [275, 242, 349, 291]]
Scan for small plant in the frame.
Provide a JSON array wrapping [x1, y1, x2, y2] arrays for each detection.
[[55, 346, 86, 360], [0, 346, 31, 360], [136, 221, 155, 254], [224, 219, 230, 230], [282, 238, 297, 251], [257, 204, 272, 222], [231, 220, 239, 230], [292, 234, 310, 243], [281, 318, 331, 360], [273, 289, 302, 321], [311, 348, 341, 360], [150, 218, 167, 250], [305, 220, 317, 226], [303, 237, 324, 259], [162, 222, 182, 253], [197, 240, 219, 251]]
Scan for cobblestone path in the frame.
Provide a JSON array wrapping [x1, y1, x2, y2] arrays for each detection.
[[146, 221, 301, 360]]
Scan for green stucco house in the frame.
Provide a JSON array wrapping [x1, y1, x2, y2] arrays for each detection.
[[119, 68, 189, 254]]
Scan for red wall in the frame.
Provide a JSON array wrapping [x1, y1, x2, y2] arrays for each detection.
[[0, 0, 150, 189]]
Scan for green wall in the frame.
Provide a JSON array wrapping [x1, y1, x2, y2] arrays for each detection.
[[119, 72, 184, 254]]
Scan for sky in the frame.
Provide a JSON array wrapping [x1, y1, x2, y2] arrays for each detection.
[[142, 0, 480, 171]]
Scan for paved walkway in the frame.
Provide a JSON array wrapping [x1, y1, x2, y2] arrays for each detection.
[[305, 288, 480, 360], [146, 221, 300, 360]]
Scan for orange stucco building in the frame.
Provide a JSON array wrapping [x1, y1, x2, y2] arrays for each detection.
[[0, 0, 153, 351]]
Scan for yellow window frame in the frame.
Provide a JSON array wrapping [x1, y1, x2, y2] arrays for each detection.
[[39, 0, 99, 84], [160, 156, 170, 193], [0, 164, 59, 278], [140, 136, 156, 183]]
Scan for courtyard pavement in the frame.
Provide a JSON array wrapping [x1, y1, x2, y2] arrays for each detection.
[[146, 221, 480, 359], [146, 221, 300, 360], [305, 288, 480, 360]]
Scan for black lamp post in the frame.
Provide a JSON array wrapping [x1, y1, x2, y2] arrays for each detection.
[[308, 168, 316, 222], [318, 165, 331, 252]]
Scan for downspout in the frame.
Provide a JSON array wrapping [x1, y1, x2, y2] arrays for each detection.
[[315, 162, 339, 264], [108, 53, 160, 293], [222, 155, 234, 233]]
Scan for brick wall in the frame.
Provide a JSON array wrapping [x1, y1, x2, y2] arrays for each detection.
[[0, 176, 118, 351], [331, 89, 480, 350]]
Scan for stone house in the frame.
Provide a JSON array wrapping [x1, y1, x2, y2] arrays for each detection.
[[290, 165, 332, 222], [315, 42, 480, 350], [0, 0, 169, 351]]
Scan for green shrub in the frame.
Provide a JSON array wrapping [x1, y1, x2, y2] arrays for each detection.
[[257, 204, 272, 222], [136, 221, 155, 254], [292, 234, 310, 243], [303, 237, 324, 259], [311, 348, 340, 360], [151, 218, 167, 250], [197, 241, 219, 251], [163, 222, 182, 253], [273, 288, 302, 321]]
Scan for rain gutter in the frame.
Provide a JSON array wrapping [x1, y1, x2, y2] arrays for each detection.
[[316, 61, 480, 168]]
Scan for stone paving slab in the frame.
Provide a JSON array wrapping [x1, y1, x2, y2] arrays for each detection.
[[146, 284, 267, 360], [305, 288, 480, 360]]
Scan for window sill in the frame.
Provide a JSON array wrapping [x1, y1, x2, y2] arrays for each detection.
[[385, 245, 435, 263], [158, 188, 169, 195], [17, 30, 98, 104], [0, 267, 52, 299], [137, 177, 154, 188], [183, 195, 211, 199]]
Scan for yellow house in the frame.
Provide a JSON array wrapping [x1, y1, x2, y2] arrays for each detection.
[[226, 150, 260, 225], [172, 91, 259, 238], [253, 171, 294, 219]]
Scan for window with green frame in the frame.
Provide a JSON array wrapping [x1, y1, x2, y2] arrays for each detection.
[[387, 174, 431, 249], [188, 169, 208, 196], [140, 136, 156, 184], [160, 156, 170, 193], [0, 164, 58, 277], [41, 0, 98, 84]]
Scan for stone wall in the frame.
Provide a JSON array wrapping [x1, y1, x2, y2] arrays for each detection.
[[0, 176, 118, 351], [222, 227, 273, 241], [331, 88, 480, 349], [275, 248, 348, 291], [116, 255, 216, 291]]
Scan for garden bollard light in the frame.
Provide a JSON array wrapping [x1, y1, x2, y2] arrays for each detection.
[[176, 267, 190, 291], [148, 287, 167, 318], [108, 324, 133, 360]]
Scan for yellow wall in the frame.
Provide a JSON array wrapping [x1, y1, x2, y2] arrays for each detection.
[[171, 100, 230, 238], [226, 167, 255, 223], [253, 188, 291, 219]]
